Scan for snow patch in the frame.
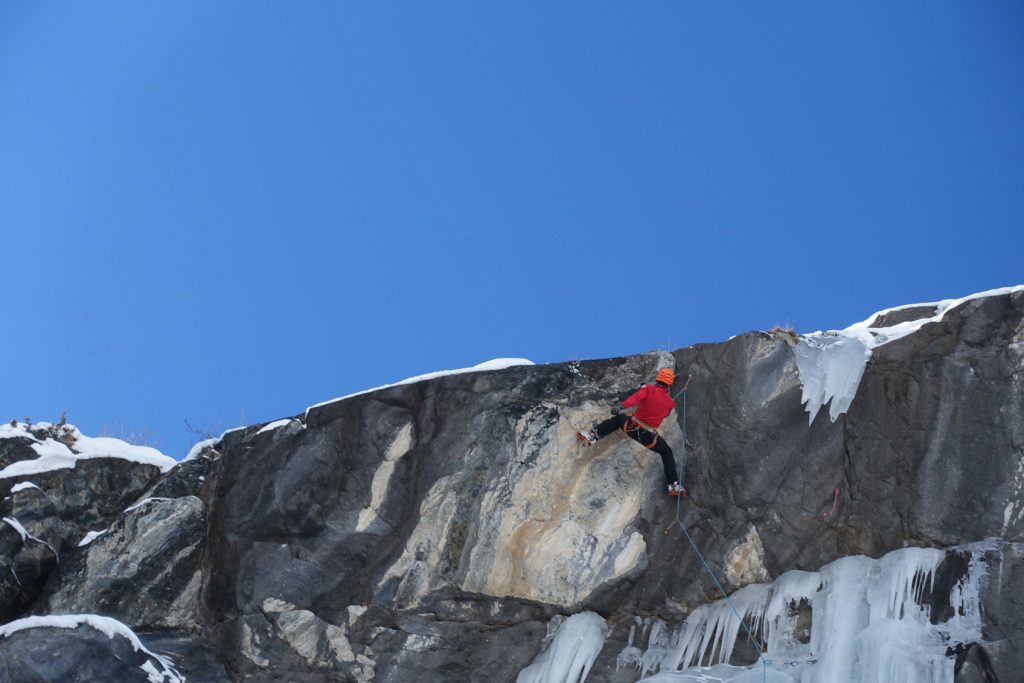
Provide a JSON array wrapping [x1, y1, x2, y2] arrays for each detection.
[[0, 614, 183, 682], [518, 612, 609, 683], [10, 482, 41, 494], [305, 358, 535, 417], [0, 423, 33, 440], [78, 529, 108, 547], [794, 285, 1024, 423], [0, 424, 175, 480]]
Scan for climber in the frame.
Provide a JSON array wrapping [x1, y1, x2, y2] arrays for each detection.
[[577, 368, 685, 497]]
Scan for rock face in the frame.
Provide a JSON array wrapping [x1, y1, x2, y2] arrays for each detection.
[[0, 458, 165, 623], [198, 352, 675, 681], [40, 495, 204, 628], [0, 289, 1021, 682]]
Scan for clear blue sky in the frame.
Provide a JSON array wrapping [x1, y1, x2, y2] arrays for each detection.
[[2, 2, 1022, 458]]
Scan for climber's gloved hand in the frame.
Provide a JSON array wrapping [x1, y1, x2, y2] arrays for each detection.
[[610, 404, 624, 416]]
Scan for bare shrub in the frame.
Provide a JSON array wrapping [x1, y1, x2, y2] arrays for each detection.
[[98, 423, 160, 448]]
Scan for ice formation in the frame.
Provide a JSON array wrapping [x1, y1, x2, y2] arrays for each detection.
[[793, 285, 1024, 424], [518, 611, 610, 683], [618, 541, 997, 683], [793, 335, 872, 424]]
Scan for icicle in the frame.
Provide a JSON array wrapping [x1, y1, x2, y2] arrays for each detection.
[[762, 570, 821, 656], [940, 542, 995, 645], [808, 555, 873, 681], [623, 541, 996, 682], [659, 606, 708, 672], [517, 612, 609, 683], [638, 619, 670, 676], [615, 619, 642, 671], [865, 547, 944, 624], [793, 334, 873, 424]]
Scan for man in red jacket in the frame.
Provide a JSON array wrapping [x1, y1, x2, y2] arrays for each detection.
[[577, 368, 685, 497]]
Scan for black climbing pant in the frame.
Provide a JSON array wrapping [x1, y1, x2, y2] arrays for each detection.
[[592, 415, 679, 486]]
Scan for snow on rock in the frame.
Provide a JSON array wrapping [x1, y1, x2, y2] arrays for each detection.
[[124, 496, 174, 514], [3, 516, 37, 543], [0, 614, 184, 683], [10, 481, 41, 494], [166, 360, 533, 466], [0, 422, 175, 479], [3, 515, 59, 558], [794, 285, 1024, 424], [78, 529, 108, 547], [183, 437, 218, 461], [69, 434, 173, 469], [0, 423, 33, 440], [256, 418, 296, 435], [305, 358, 535, 417], [623, 540, 997, 683], [517, 612, 609, 683]]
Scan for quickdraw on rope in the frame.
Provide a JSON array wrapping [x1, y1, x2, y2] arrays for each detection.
[[671, 379, 771, 682], [822, 486, 841, 519]]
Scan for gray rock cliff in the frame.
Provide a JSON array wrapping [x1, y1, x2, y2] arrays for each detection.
[[0, 289, 1020, 682]]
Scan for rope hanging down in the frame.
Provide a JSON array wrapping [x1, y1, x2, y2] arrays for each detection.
[[672, 380, 771, 681]]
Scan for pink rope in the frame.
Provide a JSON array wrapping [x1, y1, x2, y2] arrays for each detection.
[[822, 487, 840, 519]]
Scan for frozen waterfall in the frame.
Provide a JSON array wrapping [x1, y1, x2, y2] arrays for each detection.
[[616, 540, 997, 683]]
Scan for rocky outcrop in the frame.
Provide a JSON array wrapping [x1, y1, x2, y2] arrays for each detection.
[[0, 616, 184, 682], [0, 458, 164, 623], [0, 434, 217, 680], [0, 288, 1020, 682], [0, 437, 38, 471], [40, 495, 204, 628]]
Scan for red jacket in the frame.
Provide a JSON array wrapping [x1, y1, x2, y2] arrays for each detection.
[[622, 383, 675, 428]]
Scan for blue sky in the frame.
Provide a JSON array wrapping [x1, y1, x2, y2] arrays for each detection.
[[2, 2, 1022, 458]]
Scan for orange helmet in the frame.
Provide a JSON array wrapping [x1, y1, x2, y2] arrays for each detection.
[[656, 368, 676, 385]]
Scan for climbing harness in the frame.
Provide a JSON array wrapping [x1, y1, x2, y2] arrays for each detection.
[[622, 417, 659, 450], [670, 383, 771, 682]]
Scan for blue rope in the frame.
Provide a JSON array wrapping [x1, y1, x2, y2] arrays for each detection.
[[673, 386, 770, 681]]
